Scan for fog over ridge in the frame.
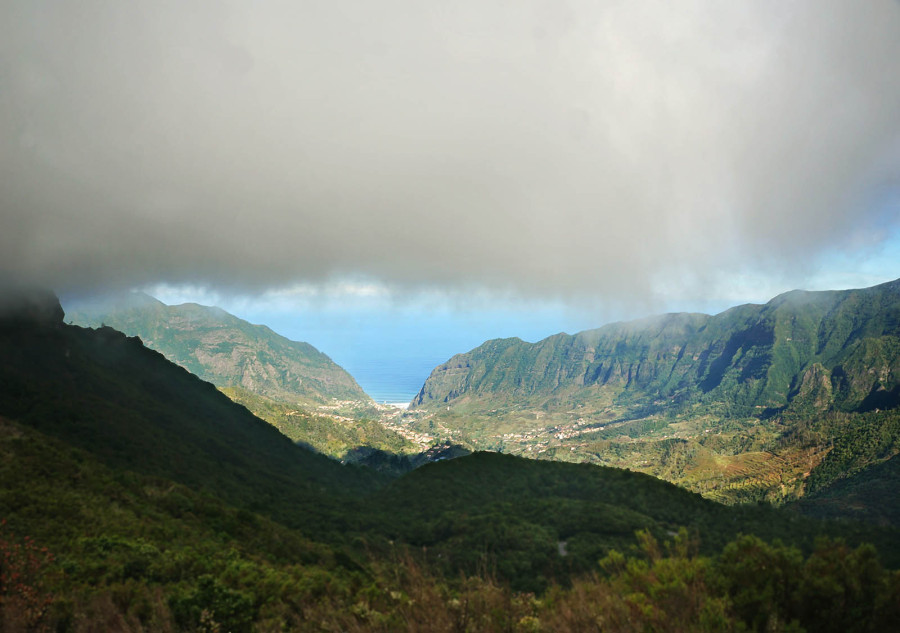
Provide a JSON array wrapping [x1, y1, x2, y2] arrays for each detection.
[[2, 1, 899, 306]]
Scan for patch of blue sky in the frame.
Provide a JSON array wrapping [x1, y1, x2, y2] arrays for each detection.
[[146, 284, 607, 403], [146, 222, 900, 404]]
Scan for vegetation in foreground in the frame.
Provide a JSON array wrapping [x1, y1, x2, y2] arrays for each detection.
[[3, 290, 900, 631], [3, 411, 900, 632], [4, 514, 899, 633]]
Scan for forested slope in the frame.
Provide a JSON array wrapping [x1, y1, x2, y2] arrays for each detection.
[[408, 279, 900, 508]]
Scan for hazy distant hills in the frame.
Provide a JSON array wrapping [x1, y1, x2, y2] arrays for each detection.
[[410, 279, 900, 506], [66, 291, 370, 406]]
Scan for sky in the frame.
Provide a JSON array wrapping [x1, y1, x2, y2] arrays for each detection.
[[3, 1, 900, 400]]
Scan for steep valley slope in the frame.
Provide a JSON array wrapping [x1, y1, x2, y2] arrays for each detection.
[[407, 279, 900, 508], [65, 291, 419, 459], [66, 291, 369, 406]]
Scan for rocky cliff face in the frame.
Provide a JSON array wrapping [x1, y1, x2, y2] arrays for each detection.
[[412, 279, 900, 417]]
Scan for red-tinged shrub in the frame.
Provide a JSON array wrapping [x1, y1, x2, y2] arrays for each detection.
[[0, 519, 56, 633]]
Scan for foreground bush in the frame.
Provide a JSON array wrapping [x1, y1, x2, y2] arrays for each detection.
[[9, 526, 900, 633]]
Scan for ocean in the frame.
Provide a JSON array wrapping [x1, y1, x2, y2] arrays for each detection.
[[345, 358, 438, 404], [206, 299, 606, 407]]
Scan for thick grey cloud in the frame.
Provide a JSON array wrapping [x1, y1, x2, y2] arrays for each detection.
[[2, 0, 899, 304]]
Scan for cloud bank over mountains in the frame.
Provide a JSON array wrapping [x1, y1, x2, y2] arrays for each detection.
[[2, 1, 899, 306]]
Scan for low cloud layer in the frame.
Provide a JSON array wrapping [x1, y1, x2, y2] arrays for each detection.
[[2, 1, 899, 306]]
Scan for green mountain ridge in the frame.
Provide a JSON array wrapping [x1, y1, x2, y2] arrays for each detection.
[[408, 279, 900, 507], [66, 291, 370, 406], [65, 291, 424, 461], [0, 291, 382, 536], [414, 279, 900, 413]]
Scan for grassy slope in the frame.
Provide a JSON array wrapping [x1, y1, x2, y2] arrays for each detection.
[[0, 415, 338, 573], [221, 386, 417, 459]]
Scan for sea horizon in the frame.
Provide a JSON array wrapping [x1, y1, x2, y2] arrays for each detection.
[[344, 359, 434, 405]]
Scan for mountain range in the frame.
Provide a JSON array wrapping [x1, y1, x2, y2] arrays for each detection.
[[62, 281, 900, 512], [66, 291, 370, 406], [414, 279, 900, 414], [408, 279, 900, 507], [0, 289, 381, 532], [64, 292, 427, 461], [2, 287, 900, 631]]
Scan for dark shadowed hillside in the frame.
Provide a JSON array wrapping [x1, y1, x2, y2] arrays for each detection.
[[0, 290, 384, 536], [65, 292, 427, 460]]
